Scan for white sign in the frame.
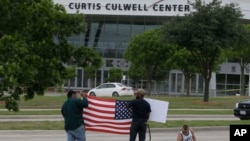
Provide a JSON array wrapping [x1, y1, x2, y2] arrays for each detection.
[[53, 0, 250, 19], [53, 0, 193, 16], [145, 98, 169, 123]]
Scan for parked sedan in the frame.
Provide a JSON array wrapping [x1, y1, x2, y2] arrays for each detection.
[[234, 99, 250, 120], [88, 83, 134, 97]]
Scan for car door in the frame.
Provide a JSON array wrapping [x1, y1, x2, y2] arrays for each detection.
[[102, 84, 111, 96], [95, 84, 109, 96], [107, 83, 117, 96]]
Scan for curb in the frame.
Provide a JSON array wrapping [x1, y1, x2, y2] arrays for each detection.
[[150, 126, 228, 133]]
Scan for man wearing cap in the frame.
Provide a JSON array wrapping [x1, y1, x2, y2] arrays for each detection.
[[128, 88, 151, 141], [61, 90, 88, 141]]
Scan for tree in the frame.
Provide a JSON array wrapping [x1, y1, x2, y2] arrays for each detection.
[[0, 0, 101, 111], [167, 47, 199, 96], [152, 64, 170, 96], [224, 24, 250, 96], [162, 0, 244, 102], [106, 68, 123, 82], [127, 61, 169, 93], [125, 29, 173, 96], [73, 47, 103, 88], [127, 64, 146, 89]]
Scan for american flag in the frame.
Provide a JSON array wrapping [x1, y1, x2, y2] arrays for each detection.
[[83, 96, 132, 134]]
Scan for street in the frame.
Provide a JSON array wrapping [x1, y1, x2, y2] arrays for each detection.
[[0, 109, 235, 141], [0, 127, 229, 141]]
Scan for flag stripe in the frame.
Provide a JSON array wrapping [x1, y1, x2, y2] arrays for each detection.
[[86, 105, 115, 114], [87, 96, 116, 103], [84, 115, 132, 124], [83, 111, 114, 120], [83, 96, 132, 134], [86, 127, 130, 134], [85, 120, 131, 128], [88, 102, 115, 109]]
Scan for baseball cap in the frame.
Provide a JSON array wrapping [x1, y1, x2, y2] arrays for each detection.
[[135, 88, 145, 95]]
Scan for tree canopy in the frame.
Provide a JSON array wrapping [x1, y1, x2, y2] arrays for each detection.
[[106, 68, 123, 83], [162, 0, 245, 101], [0, 0, 101, 111], [223, 24, 250, 96], [125, 29, 173, 96], [167, 47, 199, 96]]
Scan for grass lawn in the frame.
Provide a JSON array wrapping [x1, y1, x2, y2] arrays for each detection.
[[0, 109, 233, 115], [0, 120, 249, 130], [0, 95, 249, 130], [1, 95, 249, 109]]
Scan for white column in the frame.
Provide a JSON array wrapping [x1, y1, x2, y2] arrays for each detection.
[[209, 72, 216, 97]]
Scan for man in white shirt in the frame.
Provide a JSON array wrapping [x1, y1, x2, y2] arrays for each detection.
[[177, 124, 197, 141]]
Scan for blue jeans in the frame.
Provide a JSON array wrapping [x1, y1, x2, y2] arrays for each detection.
[[66, 125, 86, 141], [129, 122, 147, 141]]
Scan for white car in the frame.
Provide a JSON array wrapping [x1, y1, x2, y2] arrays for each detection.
[[88, 83, 134, 97]]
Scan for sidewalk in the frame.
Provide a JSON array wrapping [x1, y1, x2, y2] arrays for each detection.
[[0, 127, 229, 141]]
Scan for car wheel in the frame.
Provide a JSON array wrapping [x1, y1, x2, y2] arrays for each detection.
[[112, 92, 119, 97], [89, 92, 96, 96]]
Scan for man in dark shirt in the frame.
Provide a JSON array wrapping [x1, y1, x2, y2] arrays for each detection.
[[128, 88, 151, 141], [61, 90, 88, 141]]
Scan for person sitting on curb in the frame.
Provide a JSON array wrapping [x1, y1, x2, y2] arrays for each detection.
[[177, 124, 196, 141]]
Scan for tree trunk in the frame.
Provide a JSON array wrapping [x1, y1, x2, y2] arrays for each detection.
[[184, 73, 191, 97], [203, 78, 210, 102], [147, 79, 152, 97], [203, 68, 211, 102]]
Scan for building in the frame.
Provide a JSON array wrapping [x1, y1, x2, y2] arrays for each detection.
[[54, 0, 250, 96]]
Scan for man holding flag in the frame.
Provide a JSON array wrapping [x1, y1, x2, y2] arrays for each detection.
[[83, 88, 168, 139], [61, 90, 89, 141], [128, 88, 151, 141]]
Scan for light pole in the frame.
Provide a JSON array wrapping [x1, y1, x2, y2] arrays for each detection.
[[248, 70, 250, 96]]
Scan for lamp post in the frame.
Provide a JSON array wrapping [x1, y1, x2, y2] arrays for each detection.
[[248, 70, 250, 96]]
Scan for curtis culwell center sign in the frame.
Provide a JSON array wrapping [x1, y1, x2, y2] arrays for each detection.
[[53, 0, 194, 16], [53, 0, 250, 19]]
